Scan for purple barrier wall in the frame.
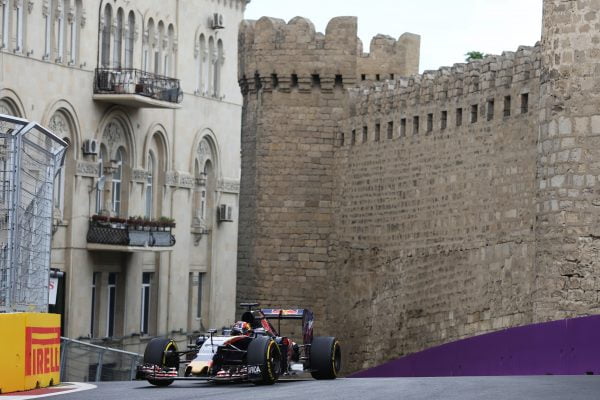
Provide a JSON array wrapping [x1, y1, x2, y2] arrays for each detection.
[[351, 315, 600, 377]]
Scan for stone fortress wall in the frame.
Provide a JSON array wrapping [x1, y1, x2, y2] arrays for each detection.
[[237, 0, 600, 372], [333, 45, 542, 370]]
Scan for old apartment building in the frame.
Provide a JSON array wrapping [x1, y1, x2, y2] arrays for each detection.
[[0, 0, 247, 359]]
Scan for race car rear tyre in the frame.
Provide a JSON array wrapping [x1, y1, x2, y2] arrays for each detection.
[[143, 338, 179, 387], [310, 336, 341, 380], [247, 336, 282, 385]]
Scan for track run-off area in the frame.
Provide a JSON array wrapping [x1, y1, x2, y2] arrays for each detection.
[[29, 376, 600, 400]]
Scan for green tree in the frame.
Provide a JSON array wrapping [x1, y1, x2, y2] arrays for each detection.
[[465, 51, 485, 62]]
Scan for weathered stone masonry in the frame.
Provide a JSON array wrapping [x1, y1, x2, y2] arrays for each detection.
[[238, 0, 600, 373], [334, 45, 541, 371]]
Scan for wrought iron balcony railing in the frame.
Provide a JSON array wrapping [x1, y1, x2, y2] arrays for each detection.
[[93, 68, 183, 105], [87, 219, 176, 250]]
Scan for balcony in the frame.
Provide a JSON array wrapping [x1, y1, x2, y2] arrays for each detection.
[[92, 68, 183, 109], [86, 217, 176, 253]]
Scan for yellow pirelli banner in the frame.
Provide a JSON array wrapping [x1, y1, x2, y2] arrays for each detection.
[[0, 313, 60, 394]]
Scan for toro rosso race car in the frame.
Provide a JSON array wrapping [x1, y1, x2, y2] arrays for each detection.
[[136, 303, 341, 385]]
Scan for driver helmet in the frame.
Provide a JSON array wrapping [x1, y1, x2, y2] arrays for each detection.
[[231, 321, 252, 336]]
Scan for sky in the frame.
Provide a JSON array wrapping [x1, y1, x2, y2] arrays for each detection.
[[244, 0, 543, 73]]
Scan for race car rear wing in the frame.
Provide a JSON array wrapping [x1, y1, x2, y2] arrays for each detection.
[[261, 308, 314, 345], [261, 309, 307, 319]]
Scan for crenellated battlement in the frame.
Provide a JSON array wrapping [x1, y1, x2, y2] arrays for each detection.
[[358, 33, 421, 82], [238, 16, 421, 94], [346, 43, 541, 117]]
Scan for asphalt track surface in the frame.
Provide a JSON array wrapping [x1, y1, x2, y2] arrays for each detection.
[[48, 376, 600, 400]]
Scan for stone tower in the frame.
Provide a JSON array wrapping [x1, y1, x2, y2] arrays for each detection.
[[535, 0, 600, 320], [236, 16, 419, 326]]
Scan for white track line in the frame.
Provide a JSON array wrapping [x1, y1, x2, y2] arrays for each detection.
[[1, 382, 96, 399]]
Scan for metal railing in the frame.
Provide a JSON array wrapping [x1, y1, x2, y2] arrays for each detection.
[[93, 68, 183, 104], [60, 337, 142, 382], [86, 220, 176, 247]]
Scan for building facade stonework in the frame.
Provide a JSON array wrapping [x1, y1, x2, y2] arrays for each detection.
[[237, 1, 600, 373], [0, 0, 246, 368]]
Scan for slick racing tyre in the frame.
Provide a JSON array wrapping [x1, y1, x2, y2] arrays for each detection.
[[247, 336, 282, 385], [143, 338, 179, 387], [310, 336, 341, 380]]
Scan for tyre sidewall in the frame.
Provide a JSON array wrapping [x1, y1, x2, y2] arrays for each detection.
[[143, 338, 178, 387], [310, 336, 341, 380], [247, 336, 281, 384]]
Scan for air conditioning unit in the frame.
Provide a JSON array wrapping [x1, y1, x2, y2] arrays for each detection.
[[218, 204, 233, 222], [211, 13, 224, 29], [82, 139, 99, 155]]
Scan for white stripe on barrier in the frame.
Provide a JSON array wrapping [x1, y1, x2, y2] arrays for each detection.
[[0, 382, 96, 399]]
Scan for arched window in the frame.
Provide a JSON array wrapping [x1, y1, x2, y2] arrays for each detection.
[[215, 39, 224, 97], [203, 160, 215, 223], [48, 111, 73, 217], [101, 4, 112, 67], [112, 147, 124, 215], [53, 137, 69, 214], [0, 98, 18, 116], [193, 160, 205, 223], [145, 152, 154, 218], [208, 37, 215, 97], [165, 24, 174, 76], [156, 21, 164, 75], [15, 0, 24, 52], [124, 11, 134, 68], [69, 0, 83, 64], [43, 0, 54, 58], [144, 18, 155, 72], [1, 0, 9, 50], [193, 138, 216, 227], [96, 145, 108, 214], [113, 8, 123, 68], [0, 99, 20, 204], [55, 0, 65, 62], [197, 34, 206, 94]]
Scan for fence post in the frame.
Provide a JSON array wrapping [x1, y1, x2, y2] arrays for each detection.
[[129, 357, 138, 380], [95, 349, 104, 382], [60, 339, 68, 382]]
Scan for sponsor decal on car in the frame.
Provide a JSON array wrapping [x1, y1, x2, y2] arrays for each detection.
[[248, 365, 262, 375]]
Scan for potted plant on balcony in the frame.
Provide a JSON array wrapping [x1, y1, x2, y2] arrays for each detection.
[[91, 214, 110, 224], [127, 216, 152, 246], [152, 216, 176, 246], [157, 216, 176, 230], [127, 216, 145, 230], [87, 214, 129, 245], [109, 216, 126, 228]]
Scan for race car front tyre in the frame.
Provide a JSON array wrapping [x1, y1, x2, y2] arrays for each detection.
[[310, 336, 341, 380], [143, 337, 179, 387], [247, 336, 282, 385]]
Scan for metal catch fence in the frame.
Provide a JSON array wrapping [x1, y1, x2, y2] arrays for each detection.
[[60, 337, 143, 382], [0, 114, 67, 313]]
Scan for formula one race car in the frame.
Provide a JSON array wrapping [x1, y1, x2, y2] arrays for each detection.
[[136, 303, 341, 386]]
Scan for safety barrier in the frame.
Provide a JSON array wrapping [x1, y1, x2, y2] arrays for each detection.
[[0, 313, 61, 394], [60, 337, 142, 382]]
